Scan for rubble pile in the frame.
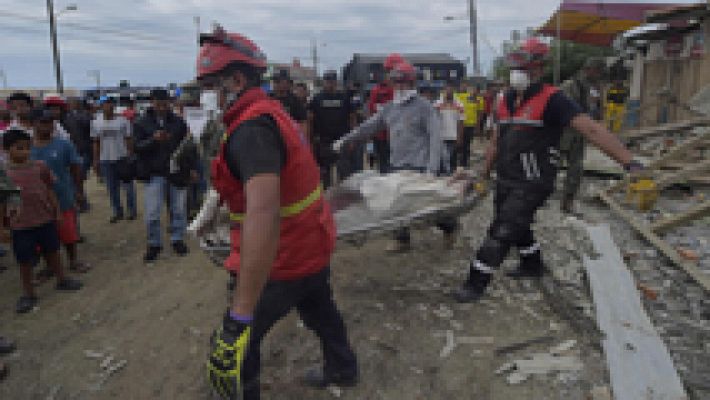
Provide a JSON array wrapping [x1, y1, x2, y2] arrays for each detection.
[[688, 84, 710, 116], [581, 180, 710, 400]]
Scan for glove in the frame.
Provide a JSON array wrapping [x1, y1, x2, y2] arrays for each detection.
[[623, 160, 658, 211], [473, 178, 489, 195], [207, 312, 252, 399]]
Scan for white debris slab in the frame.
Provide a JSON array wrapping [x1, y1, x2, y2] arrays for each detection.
[[440, 330, 456, 359], [584, 224, 688, 400]]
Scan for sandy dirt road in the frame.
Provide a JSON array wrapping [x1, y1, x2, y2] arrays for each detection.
[[0, 178, 606, 400]]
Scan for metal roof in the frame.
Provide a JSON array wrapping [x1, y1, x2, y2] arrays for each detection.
[[646, 3, 710, 23], [352, 53, 463, 65], [538, 1, 683, 46]]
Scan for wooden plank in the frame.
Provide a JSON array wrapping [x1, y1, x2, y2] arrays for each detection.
[[622, 117, 710, 140], [583, 224, 688, 400], [656, 159, 710, 189], [598, 192, 710, 292], [651, 200, 710, 234], [649, 134, 710, 170], [605, 132, 710, 194]]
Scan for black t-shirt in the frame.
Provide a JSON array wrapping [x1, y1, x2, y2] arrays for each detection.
[[308, 90, 352, 144], [505, 83, 583, 135], [224, 115, 287, 182], [271, 92, 307, 122]]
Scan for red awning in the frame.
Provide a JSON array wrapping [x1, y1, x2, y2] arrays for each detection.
[[538, 1, 687, 46]]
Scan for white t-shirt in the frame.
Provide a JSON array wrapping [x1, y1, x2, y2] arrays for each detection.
[[54, 121, 70, 140], [91, 114, 131, 162], [435, 99, 464, 141]]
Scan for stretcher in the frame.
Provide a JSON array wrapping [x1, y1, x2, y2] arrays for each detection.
[[188, 171, 484, 266]]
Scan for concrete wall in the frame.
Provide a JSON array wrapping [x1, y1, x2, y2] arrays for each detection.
[[639, 22, 710, 127]]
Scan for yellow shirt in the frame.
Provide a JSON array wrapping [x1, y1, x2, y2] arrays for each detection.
[[454, 92, 484, 127]]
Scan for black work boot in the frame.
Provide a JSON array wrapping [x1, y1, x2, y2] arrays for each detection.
[[302, 368, 358, 389], [561, 194, 575, 214], [453, 262, 493, 303], [507, 249, 546, 279]]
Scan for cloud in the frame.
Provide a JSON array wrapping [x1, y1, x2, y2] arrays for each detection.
[[0, 0, 689, 88]]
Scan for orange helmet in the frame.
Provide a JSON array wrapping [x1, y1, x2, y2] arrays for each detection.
[[197, 26, 267, 81], [383, 53, 406, 71], [506, 37, 550, 70], [389, 61, 416, 82]]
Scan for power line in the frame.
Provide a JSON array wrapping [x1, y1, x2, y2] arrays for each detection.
[[0, 9, 191, 47], [0, 22, 189, 57]]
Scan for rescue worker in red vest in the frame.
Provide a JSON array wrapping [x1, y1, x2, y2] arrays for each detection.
[[198, 26, 357, 399], [454, 38, 649, 302]]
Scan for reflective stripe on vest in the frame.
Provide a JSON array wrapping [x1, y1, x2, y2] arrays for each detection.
[[498, 118, 544, 128], [229, 184, 323, 222]]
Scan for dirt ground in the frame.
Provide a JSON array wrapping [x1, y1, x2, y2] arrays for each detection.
[[0, 177, 609, 400]]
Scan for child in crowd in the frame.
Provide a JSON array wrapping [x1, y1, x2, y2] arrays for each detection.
[[0, 129, 82, 314], [30, 108, 90, 273]]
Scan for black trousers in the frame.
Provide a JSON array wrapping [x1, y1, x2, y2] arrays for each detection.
[[373, 138, 390, 173], [459, 127, 476, 168], [242, 267, 357, 400], [472, 184, 551, 272]]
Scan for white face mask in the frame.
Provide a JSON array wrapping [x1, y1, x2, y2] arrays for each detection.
[[200, 90, 219, 111], [393, 89, 417, 104], [509, 69, 530, 91]]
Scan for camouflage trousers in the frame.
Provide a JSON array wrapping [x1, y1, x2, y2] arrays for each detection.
[[559, 129, 585, 200]]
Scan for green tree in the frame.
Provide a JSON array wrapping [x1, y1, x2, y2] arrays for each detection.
[[493, 39, 615, 83], [542, 40, 615, 83]]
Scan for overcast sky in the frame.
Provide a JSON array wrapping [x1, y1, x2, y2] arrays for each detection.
[[0, 0, 690, 89]]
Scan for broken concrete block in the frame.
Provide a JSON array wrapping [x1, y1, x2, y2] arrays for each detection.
[[495, 362, 516, 375], [637, 283, 659, 301], [440, 330, 455, 359], [327, 385, 342, 398], [100, 356, 114, 370], [676, 247, 700, 262], [84, 350, 104, 360], [513, 353, 583, 375], [588, 385, 612, 400], [549, 340, 577, 356], [506, 372, 529, 385]]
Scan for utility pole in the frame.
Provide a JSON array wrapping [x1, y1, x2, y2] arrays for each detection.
[[194, 16, 201, 76], [0, 69, 6, 89], [554, 3, 562, 85], [47, 0, 64, 93], [311, 38, 319, 78], [87, 70, 101, 94], [468, 0, 480, 77]]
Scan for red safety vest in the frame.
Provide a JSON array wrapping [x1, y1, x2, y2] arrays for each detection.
[[368, 83, 393, 140], [211, 88, 335, 280], [495, 85, 561, 189]]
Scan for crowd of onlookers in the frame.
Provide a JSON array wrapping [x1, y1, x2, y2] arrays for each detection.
[[0, 88, 202, 380], [0, 69, 502, 380]]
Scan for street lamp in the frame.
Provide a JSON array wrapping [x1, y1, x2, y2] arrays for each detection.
[[56, 3, 78, 18], [444, 0, 480, 77], [87, 69, 101, 94], [46, 1, 78, 94]]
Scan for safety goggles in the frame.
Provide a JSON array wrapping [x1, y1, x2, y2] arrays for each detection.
[[199, 29, 266, 66]]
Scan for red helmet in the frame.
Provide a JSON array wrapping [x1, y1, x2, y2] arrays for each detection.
[[383, 53, 406, 71], [197, 26, 267, 81], [389, 61, 416, 82], [43, 94, 67, 109], [506, 37, 550, 70]]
